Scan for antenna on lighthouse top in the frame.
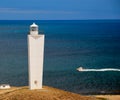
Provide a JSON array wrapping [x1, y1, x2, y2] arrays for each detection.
[[30, 23, 38, 35]]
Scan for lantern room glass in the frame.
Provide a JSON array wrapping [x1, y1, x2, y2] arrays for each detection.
[[31, 27, 38, 31]]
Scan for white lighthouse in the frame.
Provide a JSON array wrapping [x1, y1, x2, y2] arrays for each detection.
[[28, 23, 45, 90]]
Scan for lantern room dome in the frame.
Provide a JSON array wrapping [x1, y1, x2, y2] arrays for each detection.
[[30, 23, 38, 28]]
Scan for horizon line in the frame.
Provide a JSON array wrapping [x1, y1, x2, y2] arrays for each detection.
[[0, 19, 120, 21]]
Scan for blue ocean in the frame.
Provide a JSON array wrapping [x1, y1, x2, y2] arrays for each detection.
[[0, 20, 120, 94]]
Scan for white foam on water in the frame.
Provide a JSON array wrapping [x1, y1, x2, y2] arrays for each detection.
[[77, 67, 120, 72]]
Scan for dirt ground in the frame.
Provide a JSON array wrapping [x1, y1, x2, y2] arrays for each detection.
[[0, 86, 98, 100]]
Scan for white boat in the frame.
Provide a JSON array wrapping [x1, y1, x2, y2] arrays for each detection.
[[76, 67, 83, 71]]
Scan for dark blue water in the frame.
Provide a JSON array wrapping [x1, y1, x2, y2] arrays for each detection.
[[0, 20, 120, 94]]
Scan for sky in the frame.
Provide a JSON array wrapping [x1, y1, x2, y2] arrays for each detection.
[[0, 0, 120, 20]]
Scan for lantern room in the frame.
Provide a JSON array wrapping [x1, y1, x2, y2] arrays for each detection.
[[30, 23, 38, 35]]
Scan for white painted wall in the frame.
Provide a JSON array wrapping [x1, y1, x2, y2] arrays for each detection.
[[28, 35, 44, 90]]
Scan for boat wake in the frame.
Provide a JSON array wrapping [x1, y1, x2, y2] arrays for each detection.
[[77, 67, 120, 72]]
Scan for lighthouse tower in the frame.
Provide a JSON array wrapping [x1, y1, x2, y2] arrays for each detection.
[[28, 23, 45, 90]]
